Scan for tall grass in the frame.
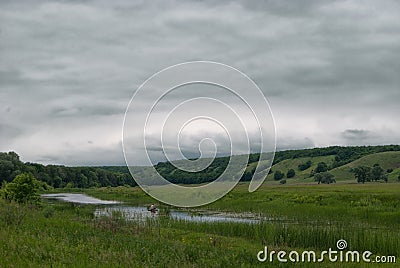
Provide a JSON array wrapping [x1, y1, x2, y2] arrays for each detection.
[[2, 183, 399, 267]]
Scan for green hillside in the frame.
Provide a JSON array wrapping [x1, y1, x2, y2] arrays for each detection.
[[331, 151, 400, 182], [268, 155, 335, 180]]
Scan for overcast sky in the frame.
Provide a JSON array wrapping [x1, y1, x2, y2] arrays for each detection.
[[1, 0, 399, 166]]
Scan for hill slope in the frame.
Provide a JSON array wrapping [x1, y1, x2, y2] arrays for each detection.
[[331, 151, 400, 182]]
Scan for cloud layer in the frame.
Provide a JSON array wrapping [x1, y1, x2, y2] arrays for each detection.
[[1, 0, 399, 165]]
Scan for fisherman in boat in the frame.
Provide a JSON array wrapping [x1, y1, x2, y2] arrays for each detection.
[[148, 204, 157, 214]]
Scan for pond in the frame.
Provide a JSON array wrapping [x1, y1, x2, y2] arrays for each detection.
[[42, 193, 259, 224], [41, 193, 120, 205], [94, 206, 259, 224]]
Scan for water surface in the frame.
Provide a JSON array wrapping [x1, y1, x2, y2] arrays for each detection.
[[42, 193, 120, 205], [42, 193, 259, 223], [94, 206, 259, 224]]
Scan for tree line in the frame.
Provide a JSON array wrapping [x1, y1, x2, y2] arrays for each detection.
[[0, 152, 135, 189], [1, 145, 399, 188]]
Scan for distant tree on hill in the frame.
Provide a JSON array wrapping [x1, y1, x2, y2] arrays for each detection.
[[314, 172, 335, 184], [286, 169, 295, 178], [353, 166, 371, 183], [298, 160, 312, 171], [370, 164, 386, 182], [315, 162, 328, 173], [274, 170, 284, 181]]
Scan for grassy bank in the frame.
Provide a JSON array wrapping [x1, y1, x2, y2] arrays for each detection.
[[1, 183, 399, 267]]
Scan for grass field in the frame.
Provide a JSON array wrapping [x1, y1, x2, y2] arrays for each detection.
[[1, 182, 399, 267]]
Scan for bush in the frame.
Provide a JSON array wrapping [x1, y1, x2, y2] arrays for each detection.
[[1, 173, 41, 204], [315, 172, 335, 184], [298, 160, 312, 171], [274, 171, 284, 181], [315, 162, 328, 173], [286, 169, 295, 178], [279, 179, 286, 184]]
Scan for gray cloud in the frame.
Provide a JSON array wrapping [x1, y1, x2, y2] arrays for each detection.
[[0, 0, 399, 165], [341, 129, 372, 141]]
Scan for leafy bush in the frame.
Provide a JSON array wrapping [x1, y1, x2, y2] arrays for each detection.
[[286, 169, 295, 178], [298, 160, 312, 171], [1, 173, 41, 204], [274, 170, 284, 181], [314, 172, 335, 184], [315, 162, 328, 173]]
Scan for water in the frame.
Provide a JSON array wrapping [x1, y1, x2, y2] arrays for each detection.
[[42, 193, 259, 224], [94, 206, 259, 224], [41, 193, 120, 205]]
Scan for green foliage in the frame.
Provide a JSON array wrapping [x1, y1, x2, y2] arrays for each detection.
[[1, 173, 41, 204], [298, 160, 312, 171], [0, 152, 136, 189], [315, 162, 328, 173], [273, 170, 284, 180], [286, 168, 295, 178], [314, 172, 335, 184], [353, 164, 389, 183], [370, 164, 386, 182], [2, 145, 400, 188], [353, 166, 371, 183]]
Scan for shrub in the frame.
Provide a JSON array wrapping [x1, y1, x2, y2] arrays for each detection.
[[286, 169, 295, 178], [298, 160, 312, 171], [315, 162, 328, 173], [315, 172, 335, 184], [1, 173, 41, 204], [274, 171, 284, 181]]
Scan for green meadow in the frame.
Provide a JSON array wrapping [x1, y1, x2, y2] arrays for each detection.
[[1, 182, 399, 267]]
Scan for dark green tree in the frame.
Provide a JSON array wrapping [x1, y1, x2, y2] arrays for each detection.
[[315, 162, 328, 173], [353, 166, 371, 183], [314, 172, 335, 184], [274, 170, 285, 181], [286, 169, 295, 178], [298, 160, 312, 171], [370, 164, 385, 182]]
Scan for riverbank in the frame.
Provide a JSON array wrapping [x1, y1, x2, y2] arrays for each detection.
[[1, 183, 399, 267]]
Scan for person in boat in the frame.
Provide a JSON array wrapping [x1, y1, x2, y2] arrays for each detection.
[[148, 204, 157, 214]]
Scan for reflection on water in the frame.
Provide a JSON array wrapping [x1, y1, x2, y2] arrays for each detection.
[[94, 206, 259, 224], [41, 193, 120, 205], [42, 193, 259, 224]]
